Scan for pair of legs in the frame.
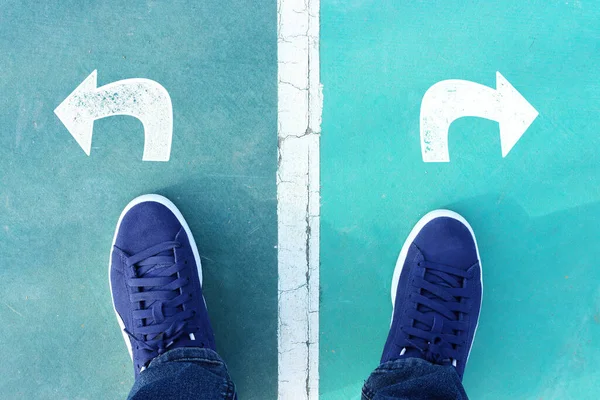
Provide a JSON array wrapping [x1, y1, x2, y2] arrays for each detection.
[[111, 195, 481, 399]]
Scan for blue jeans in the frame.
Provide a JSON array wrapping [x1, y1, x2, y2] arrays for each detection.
[[128, 348, 236, 400], [128, 348, 466, 400], [361, 358, 468, 400]]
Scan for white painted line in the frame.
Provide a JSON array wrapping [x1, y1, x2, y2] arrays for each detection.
[[54, 70, 173, 161], [420, 71, 538, 162], [277, 0, 322, 398]]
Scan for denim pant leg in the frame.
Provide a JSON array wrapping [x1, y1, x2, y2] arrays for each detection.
[[128, 347, 236, 400], [362, 358, 468, 400]]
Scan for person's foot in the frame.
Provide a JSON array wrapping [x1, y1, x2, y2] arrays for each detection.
[[380, 210, 482, 380], [109, 194, 215, 377]]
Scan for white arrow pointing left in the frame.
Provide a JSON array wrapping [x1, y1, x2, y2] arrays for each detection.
[[54, 70, 173, 161]]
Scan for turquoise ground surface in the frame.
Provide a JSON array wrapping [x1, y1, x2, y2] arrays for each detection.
[[320, 1, 600, 399], [0, 1, 277, 398]]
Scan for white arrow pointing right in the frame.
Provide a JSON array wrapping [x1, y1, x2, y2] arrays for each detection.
[[420, 71, 538, 162]]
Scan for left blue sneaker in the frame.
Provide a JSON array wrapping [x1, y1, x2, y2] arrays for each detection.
[[109, 194, 215, 378], [380, 210, 483, 380]]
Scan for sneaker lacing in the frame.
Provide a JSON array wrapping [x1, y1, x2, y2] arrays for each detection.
[[123, 240, 202, 369], [401, 260, 474, 366]]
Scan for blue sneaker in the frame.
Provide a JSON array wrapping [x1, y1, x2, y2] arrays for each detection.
[[109, 194, 215, 377], [381, 210, 483, 380]]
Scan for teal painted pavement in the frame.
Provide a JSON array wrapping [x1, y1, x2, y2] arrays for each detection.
[[0, 1, 277, 398], [321, 1, 600, 399]]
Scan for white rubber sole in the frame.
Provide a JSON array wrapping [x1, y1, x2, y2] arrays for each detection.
[[108, 194, 204, 360], [390, 209, 483, 366]]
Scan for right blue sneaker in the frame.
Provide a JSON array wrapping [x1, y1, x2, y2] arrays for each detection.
[[380, 210, 483, 380]]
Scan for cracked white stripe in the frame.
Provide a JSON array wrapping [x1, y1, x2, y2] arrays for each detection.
[[277, 0, 322, 398]]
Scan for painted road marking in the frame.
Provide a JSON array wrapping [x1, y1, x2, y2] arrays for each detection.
[[277, 0, 322, 398], [54, 70, 173, 162], [420, 71, 538, 162]]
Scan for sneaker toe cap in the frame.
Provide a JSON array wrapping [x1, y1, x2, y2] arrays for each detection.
[[115, 201, 183, 255], [413, 216, 478, 268]]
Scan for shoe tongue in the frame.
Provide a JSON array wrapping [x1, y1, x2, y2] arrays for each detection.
[[145, 248, 176, 274], [409, 246, 458, 345], [415, 272, 456, 331], [140, 248, 178, 334]]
